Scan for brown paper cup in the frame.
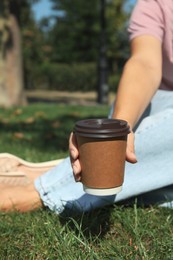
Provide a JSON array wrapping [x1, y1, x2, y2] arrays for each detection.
[[74, 119, 130, 196]]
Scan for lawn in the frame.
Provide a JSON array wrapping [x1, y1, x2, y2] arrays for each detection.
[[0, 103, 172, 259]]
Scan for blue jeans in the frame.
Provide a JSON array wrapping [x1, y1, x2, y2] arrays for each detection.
[[35, 90, 173, 213]]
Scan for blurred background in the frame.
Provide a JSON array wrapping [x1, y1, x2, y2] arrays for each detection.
[[0, 0, 136, 108]]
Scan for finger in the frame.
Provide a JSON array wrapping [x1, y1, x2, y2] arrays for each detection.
[[71, 159, 82, 182], [126, 148, 137, 163], [69, 132, 79, 160], [69, 133, 82, 181], [126, 132, 137, 164]]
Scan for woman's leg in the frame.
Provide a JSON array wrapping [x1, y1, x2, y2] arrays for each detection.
[[0, 158, 63, 211], [1, 90, 173, 213], [34, 90, 173, 213], [116, 107, 173, 205]]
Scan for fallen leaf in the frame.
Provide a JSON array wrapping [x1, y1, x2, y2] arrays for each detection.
[[13, 132, 24, 139], [1, 119, 9, 124], [25, 117, 35, 124], [35, 111, 47, 118], [51, 120, 60, 128], [13, 109, 23, 115]]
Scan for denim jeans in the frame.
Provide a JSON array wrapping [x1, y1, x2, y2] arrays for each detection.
[[35, 90, 173, 213]]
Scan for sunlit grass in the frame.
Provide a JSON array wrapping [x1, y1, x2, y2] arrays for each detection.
[[0, 103, 109, 161], [0, 103, 172, 259]]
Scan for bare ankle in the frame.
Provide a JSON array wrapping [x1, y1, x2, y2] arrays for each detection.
[[0, 183, 43, 212]]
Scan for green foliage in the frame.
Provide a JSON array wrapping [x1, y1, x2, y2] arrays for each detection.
[[26, 62, 97, 91], [1, 1, 132, 93], [108, 71, 121, 92], [0, 103, 109, 160], [22, 0, 129, 92], [106, 0, 130, 72], [49, 0, 100, 62], [48, 0, 130, 65], [25, 61, 120, 92]]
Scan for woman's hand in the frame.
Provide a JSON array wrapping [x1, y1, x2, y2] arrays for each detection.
[[69, 132, 82, 182], [69, 130, 137, 182], [126, 131, 137, 163]]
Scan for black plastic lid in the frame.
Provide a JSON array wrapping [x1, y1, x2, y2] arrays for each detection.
[[74, 118, 130, 138]]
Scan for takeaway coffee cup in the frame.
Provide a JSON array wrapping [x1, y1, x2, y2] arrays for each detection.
[[74, 118, 130, 196]]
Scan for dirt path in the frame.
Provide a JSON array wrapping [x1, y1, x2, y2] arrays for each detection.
[[25, 90, 115, 105]]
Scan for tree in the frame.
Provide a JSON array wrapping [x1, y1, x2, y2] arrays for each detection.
[[48, 0, 130, 63], [21, 3, 48, 90], [106, 0, 130, 70], [48, 0, 100, 63], [0, 0, 41, 107], [0, 0, 28, 107], [48, 0, 130, 104]]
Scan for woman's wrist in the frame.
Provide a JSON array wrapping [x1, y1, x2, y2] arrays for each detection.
[[111, 112, 134, 131]]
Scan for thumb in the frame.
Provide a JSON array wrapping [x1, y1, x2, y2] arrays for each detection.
[[126, 132, 137, 164]]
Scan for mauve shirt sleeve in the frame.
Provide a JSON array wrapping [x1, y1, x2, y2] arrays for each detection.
[[128, 0, 164, 42]]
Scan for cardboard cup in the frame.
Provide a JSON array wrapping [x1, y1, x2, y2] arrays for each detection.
[[74, 119, 130, 196]]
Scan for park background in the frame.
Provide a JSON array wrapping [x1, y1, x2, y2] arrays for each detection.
[[0, 0, 136, 106], [0, 1, 173, 259]]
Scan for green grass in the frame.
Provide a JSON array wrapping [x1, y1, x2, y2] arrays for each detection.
[[0, 103, 173, 259], [0, 103, 109, 161]]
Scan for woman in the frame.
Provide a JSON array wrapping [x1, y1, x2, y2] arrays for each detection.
[[1, 0, 173, 212]]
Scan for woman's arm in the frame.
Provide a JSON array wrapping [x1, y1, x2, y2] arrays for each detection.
[[69, 35, 162, 180], [113, 35, 162, 127], [112, 35, 162, 163]]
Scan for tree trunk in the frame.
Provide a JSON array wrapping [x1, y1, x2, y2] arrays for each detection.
[[0, 14, 26, 107]]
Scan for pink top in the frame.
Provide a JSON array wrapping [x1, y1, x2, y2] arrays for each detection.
[[128, 0, 173, 90]]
